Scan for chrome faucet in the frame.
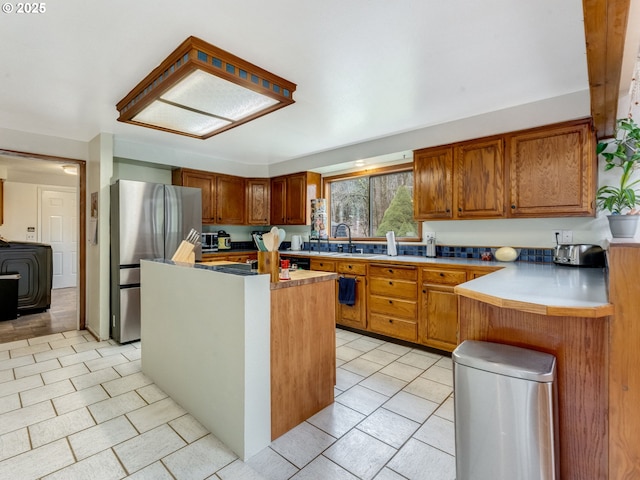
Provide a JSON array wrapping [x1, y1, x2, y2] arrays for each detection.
[[334, 223, 354, 253]]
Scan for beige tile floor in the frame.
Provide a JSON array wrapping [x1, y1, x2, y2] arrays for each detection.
[[0, 328, 455, 479]]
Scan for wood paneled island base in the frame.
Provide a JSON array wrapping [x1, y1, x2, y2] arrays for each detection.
[[270, 272, 337, 440], [458, 296, 609, 480]]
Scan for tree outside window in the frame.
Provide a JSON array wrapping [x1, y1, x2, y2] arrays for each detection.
[[328, 167, 419, 239]]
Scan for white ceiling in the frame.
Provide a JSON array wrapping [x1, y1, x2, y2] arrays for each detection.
[[0, 0, 590, 169]]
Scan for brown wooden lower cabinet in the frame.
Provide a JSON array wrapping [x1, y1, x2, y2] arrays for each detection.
[[607, 243, 640, 479], [419, 284, 458, 351], [270, 277, 335, 440], [307, 257, 500, 352], [336, 261, 367, 330], [368, 264, 418, 342]]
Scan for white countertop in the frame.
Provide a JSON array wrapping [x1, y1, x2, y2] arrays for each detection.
[[282, 251, 613, 317]]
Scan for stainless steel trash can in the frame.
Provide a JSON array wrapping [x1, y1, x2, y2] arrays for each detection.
[[453, 340, 558, 480], [0, 273, 20, 321]]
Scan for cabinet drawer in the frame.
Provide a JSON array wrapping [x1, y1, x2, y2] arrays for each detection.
[[369, 295, 416, 319], [369, 264, 417, 281], [370, 313, 417, 342], [337, 262, 367, 276], [421, 268, 467, 285], [369, 277, 417, 300], [310, 259, 336, 272]]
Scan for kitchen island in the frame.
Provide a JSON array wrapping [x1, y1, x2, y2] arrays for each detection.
[[140, 259, 336, 460]]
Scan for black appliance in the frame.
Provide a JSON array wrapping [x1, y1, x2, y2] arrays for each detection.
[[0, 241, 53, 314], [201, 232, 218, 253]]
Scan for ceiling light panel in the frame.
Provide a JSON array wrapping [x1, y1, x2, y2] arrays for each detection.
[[116, 36, 296, 139], [133, 100, 231, 137], [161, 70, 279, 121]]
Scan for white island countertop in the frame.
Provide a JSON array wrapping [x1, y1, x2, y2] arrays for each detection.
[[283, 251, 613, 318]]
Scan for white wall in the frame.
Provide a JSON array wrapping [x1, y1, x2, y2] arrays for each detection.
[[85, 133, 113, 341], [0, 181, 81, 242], [0, 127, 88, 161], [112, 158, 173, 184]]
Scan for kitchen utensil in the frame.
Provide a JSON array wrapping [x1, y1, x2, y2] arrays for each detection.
[[253, 234, 266, 252], [262, 232, 274, 251], [186, 228, 200, 245], [270, 227, 281, 250], [278, 228, 286, 247]]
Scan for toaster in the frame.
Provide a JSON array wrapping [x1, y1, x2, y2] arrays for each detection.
[[553, 244, 605, 267]]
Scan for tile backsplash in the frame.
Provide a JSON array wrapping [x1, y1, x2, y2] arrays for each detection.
[[228, 241, 556, 264]]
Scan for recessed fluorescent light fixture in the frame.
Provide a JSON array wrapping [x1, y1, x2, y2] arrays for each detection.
[[116, 36, 296, 139]]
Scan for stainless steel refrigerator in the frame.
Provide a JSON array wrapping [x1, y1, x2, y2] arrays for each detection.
[[110, 180, 202, 343]]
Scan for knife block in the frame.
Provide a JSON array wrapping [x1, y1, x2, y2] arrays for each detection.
[[171, 240, 195, 264], [258, 251, 279, 283]]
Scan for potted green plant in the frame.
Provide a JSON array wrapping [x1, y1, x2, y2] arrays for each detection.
[[596, 117, 640, 237]]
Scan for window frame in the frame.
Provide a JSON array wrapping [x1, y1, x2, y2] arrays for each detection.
[[323, 163, 422, 242]]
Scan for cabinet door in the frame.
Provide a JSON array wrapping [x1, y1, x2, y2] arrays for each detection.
[[182, 172, 216, 224], [286, 173, 306, 225], [506, 120, 595, 217], [216, 175, 245, 224], [413, 147, 453, 219], [369, 313, 418, 342], [310, 259, 336, 272], [246, 178, 270, 225], [455, 138, 504, 218], [270, 177, 287, 225], [420, 284, 458, 352], [336, 275, 367, 330]]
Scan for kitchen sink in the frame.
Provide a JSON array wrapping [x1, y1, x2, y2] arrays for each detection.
[[332, 253, 381, 258]]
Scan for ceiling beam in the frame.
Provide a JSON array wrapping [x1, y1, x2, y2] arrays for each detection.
[[583, 0, 632, 139]]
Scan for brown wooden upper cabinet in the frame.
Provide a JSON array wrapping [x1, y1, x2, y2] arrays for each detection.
[[173, 169, 216, 223], [414, 118, 595, 220], [246, 178, 270, 225], [215, 174, 245, 224], [270, 172, 321, 225], [172, 168, 246, 225], [414, 137, 504, 219], [505, 119, 596, 218]]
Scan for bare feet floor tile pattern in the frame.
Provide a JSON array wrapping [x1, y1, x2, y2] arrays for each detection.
[[0, 328, 455, 479]]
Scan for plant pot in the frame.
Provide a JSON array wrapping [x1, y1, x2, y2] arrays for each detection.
[[607, 214, 640, 238]]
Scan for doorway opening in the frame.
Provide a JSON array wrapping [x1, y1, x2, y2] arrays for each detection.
[[0, 149, 86, 342]]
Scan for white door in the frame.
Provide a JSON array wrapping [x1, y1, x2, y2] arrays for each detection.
[[40, 188, 77, 289]]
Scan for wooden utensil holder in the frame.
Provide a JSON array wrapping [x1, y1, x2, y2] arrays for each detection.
[[258, 251, 280, 283]]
